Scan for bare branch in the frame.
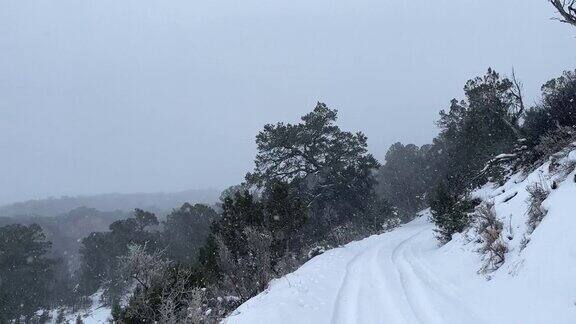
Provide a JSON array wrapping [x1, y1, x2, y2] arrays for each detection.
[[549, 0, 576, 27], [511, 68, 525, 121]]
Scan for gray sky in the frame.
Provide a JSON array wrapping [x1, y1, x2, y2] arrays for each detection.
[[1, 0, 575, 205]]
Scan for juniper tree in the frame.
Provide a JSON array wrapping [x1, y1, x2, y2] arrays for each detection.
[[246, 102, 380, 228]]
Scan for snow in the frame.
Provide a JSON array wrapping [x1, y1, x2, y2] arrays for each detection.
[[226, 150, 576, 324], [46, 292, 112, 324], [76, 306, 112, 324]]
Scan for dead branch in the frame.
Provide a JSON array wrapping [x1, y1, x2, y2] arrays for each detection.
[[549, 0, 576, 27]]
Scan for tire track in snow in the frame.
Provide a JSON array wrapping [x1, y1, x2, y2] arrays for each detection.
[[331, 222, 486, 324], [330, 238, 401, 324], [391, 227, 484, 323], [390, 229, 437, 323], [402, 232, 483, 321]]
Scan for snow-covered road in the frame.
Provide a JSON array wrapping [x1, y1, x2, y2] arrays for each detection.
[[226, 216, 490, 324], [331, 221, 484, 324], [226, 205, 576, 324]]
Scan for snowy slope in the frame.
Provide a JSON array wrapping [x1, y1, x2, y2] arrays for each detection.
[[44, 292, 112, 324], [226, 149, 576, 324]]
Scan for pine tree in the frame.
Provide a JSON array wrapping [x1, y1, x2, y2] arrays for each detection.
[[429, 183, 478, 243]]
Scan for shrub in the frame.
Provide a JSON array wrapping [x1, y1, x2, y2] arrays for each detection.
[[214, 228, 274, 302], [526, 181, 549, 234], [117, 245, 211, 323], [473, 203, 508, 273], [326, 222, 370, 246], [38, 311, 52, 324], [535, 126, 576, 160]]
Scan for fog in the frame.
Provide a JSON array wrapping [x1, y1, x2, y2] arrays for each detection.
[[1, 0, 575, 205]]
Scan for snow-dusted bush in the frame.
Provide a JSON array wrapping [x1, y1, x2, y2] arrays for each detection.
[[525, 181, 549, 234], [382, 217, 402, 232], [37, 310, 52, 324], [120, 245, 172, 290], [473, 202, 508, 273], [158, 278, 205, 324], [101, 244, 170, 306], [182, 288, 206, 323], [327, 222, 370, 246], [273, 252, 302, 278], [564, 159, 576, 177], [305, 243, 335, 260], [215, 228, 274, 302], [535, 126, 576, 162]]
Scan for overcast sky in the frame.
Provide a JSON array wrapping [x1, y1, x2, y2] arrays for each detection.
[[1, 0, 575, 205]]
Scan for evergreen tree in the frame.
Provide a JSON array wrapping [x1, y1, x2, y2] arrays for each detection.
[[377, 142, 431, 217], [246, 102, 380, 227], [0, 224, 57, 321], [429, 182, 478, 243], [262, 181, 307, 261], [434, 69, 521, 190], [521, 69, 576, 160], [211, 191, 264, 260], [163, 203, 217, 265], [78, 209, 160, 296], [539, 71, 576, 128]]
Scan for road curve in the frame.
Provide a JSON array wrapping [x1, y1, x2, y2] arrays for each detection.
[[331, 220, 485, 324]]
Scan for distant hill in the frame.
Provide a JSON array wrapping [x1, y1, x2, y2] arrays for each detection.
[[0, 189, 221, 218]]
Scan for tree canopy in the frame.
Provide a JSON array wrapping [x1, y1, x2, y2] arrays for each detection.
[[247, 102, 380, 218]]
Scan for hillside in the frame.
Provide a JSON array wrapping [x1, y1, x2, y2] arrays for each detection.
[[0, 189, 220, 218], [225, 148, 576, 324]]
